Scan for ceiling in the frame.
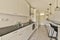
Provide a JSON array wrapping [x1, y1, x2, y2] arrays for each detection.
[[27, 0, 57, 12]]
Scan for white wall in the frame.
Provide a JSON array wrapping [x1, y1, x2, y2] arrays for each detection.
[[18, 0, 29, 16], [0, 0, 29, 16], [0, 0, 18, 14], [0, 14, 29, 28]]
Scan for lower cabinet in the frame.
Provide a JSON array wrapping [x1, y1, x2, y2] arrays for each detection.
[[0, 37, 1, 40], [58, 27, 60, 40], [1, 24, 36, 40], [1, 30, 20, 40]]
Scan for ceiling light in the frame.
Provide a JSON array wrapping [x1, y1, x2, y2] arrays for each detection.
[[55, 0, 60, 11], [40, 13, 45, 16], [49, 3, 52, 15]]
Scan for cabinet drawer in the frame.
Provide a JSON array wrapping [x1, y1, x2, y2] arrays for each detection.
[[58, 28, 60, 40], [1, 30, 18, 40], [0, 37, 1, 40], [1, 24, 34, 40]]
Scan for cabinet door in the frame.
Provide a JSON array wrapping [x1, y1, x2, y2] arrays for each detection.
[[1, 31, 18, 40], [0, 37, 1, 40], [58, 27, 60, 40], [25, 24, 33, 39], [17, 24, 33, 40], [16, 27, 27, 40], [1, 24, 33, 40]]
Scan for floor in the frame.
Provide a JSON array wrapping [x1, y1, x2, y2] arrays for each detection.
[[29, 25, 50, 40]]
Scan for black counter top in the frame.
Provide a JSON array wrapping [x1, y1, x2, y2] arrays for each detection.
[[0, 22, 33, 36]]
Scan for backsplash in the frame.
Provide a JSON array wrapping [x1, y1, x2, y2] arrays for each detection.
[[0, 13, 30, 27]]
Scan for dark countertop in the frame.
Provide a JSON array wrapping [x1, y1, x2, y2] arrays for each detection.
[[0, 22, 33, 36]]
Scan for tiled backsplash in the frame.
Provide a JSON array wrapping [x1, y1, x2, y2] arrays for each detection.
[[0, 13, 30, 27]]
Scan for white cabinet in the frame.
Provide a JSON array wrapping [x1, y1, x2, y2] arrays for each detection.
[[16, 24, 33, 40], [0, 0, 18, 14], [1, 30, 19, 40], [0, 37, 1, 40], [58, 27, 60, 40], [1, 28, 24, 40], [0, 23, 36, 40]]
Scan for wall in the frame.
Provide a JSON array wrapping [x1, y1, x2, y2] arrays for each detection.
[[0, 13, 29, 28], [18, 0, 29, 16], [0, 0, 18, 14], [0, 0, 30, 28], [0, 0, 29, 16]]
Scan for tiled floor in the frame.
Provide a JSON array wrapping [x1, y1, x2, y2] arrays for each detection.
[[29, 25, 50, 40]]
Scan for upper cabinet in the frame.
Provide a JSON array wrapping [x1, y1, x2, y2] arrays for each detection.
[[0, 0, 29, 16]]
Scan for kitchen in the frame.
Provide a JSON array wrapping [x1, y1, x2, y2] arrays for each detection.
[[0, 0, 60, 40]]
